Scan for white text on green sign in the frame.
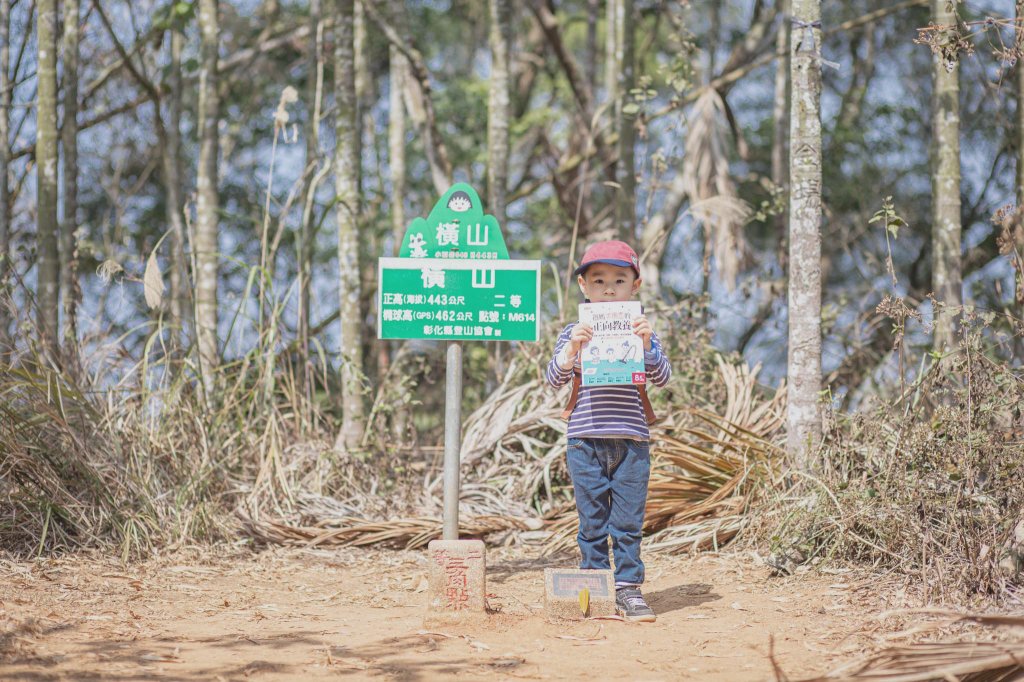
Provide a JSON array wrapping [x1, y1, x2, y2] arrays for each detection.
[[378, 259, 540, 341]]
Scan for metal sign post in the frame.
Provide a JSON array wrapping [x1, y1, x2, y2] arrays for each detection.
[[378, 183, 540, 541], [442, 340, 463, 540]]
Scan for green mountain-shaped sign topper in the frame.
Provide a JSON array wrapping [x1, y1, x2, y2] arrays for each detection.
[[398, 183, 509, 260]]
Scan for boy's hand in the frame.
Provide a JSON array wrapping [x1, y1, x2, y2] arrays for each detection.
[[632, 316, 653, 352], [564, 323, 594, 366]]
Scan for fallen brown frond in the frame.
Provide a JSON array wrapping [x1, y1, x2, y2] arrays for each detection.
[[791, 612, 1024, 682], [240, 350, 785, 556], [239, 513, 537, 550]]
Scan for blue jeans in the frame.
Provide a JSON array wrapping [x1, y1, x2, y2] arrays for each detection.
[[565, 437, 650, 585]]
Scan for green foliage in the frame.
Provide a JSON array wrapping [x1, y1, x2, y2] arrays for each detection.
[[152, 0, 196, 32], [434, 77, 489, 171], [750, 182, 786, 224], [624, 77, 658, 118], [869, 196, 908, 239]]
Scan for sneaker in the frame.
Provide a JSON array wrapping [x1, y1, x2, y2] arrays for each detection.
[[615, 587, 656, 622]]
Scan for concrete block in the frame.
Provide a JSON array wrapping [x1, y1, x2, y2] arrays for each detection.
[[543, 568, 615, 620], [425, 539, 486, 623]]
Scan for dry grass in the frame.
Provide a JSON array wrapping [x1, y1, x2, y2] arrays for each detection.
[[0, 352, 170, 558], [754, 320, 1024, 603], [0, 281, 342, 558]]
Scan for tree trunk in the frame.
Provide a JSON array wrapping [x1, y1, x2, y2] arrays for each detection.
[[603, 0, 618, 212], [388, 44, 406, 254], [1016, 1, 1023, 207], [639, 171, 688, 299], [708, 0, 721, 78], [334, 0, 365, 451], [300, 0, 324, 396], [165, 30, 190, 347], [604, 0, 617, 105], [386, 43, 407, 444], [585, 0, 598, 93], [354, 0, 384, 382], [930, 0, 961, 352], [36, 0, 59, 356], [0, 0, 10, 345], [614, 0, 635, 240], [786, 0, 823, 465], [196, 0, 221, 395], [354, 0, 367, 195], [488, 0, 510, 230], [1017, 0, 1024, 343], [771, 0, 790, 239], [60, 0, 79, 350], [374, 0, 452, 195], [488, 0, 511, 388]]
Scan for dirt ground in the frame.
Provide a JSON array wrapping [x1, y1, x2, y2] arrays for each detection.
[[0, 544, 894, 681]]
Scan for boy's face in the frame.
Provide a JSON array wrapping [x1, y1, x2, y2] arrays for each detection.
[[577, 263, 641, 303]]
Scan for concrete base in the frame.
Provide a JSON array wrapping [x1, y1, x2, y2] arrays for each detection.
[[425, 539, 486, 624], [543, 568, 616, 620]]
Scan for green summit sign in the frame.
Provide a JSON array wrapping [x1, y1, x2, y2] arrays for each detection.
[[378, 184, 541, 342]]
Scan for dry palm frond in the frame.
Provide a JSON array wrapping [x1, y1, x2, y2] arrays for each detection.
[[460, 371, 565, 467], [239, 513, 537, 550], [645, 515, 747, 553], [688, 195, 752, 234], [681, 88, 753, 290], [714, 355, 786, 432], [792, 613, 1024, 682], [243, 354, 784, 557], [454, 349, 572, 518]]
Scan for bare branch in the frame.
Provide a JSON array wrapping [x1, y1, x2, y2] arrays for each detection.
[[363, 0, 451, 193]]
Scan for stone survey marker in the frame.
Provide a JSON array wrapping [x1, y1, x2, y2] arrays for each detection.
[[377, 183, 541, 342], [426, 539, 486, 621], [543, 568, 615, 619]]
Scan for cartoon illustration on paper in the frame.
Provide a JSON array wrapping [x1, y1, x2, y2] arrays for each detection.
[[578, 301, 645, 386]]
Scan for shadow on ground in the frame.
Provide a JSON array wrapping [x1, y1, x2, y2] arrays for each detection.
[[325, 632, 491, 680], [645, 582, 720, 615], [1, 622, 500, 682], [0, 625, 324, 681]]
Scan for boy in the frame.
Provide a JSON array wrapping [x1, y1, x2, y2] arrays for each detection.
[[546, 240, 672, 622]]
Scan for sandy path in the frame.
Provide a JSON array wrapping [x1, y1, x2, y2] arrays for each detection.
[[0, 546, 875, 680]]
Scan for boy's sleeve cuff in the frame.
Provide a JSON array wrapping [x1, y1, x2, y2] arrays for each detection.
[[643, 347, 661, 362]]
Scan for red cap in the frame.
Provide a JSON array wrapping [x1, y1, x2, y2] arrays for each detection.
[[574, 240, 640, 277]]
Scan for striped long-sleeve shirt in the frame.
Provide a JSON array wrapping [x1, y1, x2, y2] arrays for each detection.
[[546, 323, 672, 441]]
